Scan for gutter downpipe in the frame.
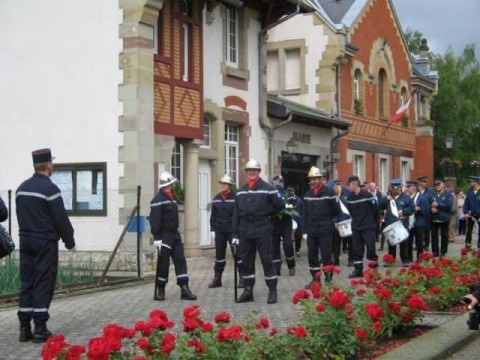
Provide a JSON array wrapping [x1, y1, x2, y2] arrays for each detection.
[[331, 61, 349, 177], [259, 4, 300, 178]]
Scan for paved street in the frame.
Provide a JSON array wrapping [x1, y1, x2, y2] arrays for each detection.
[[0, 238, 468, 359]]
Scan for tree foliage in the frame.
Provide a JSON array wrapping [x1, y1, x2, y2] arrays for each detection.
[[404, 27, 423, 55]]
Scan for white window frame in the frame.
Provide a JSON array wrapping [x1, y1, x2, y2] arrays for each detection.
[[226, 6, 239, 67], [347, 149, 366, 183], [378, 155, 390, 193], [171, 141, 184, 187], [353, 69, 362, 100], [224, 124, 239, 185], [201, 117, 211, 148], [182, 23, 190, 82], [400, 157, 413, 184]]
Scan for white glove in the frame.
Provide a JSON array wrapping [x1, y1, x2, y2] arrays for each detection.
[[302, 234, 308, 241], [68, 246, 77, 252], [210, 231, 215, 242], [232, 238, 240, 246], [153, 240, 162, 249]]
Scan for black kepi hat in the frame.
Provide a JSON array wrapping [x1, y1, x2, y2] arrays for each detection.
[[32, 148, 54, 165]]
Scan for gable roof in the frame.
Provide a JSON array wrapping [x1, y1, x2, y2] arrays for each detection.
[[306, 0, 368, 27]]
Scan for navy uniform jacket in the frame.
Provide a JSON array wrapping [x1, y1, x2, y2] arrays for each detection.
[[210, 191, 235, 233], [149, 191, 180, 240], [0, 196, 7, 222], [16, 173, 75, 249], [302, 186, 341, 236], [232, 178, 284, 239], [384, 192, 414, 229], [431, 190, 453, 223], [463, 187, 480, 217], [346, 190, 378, 231], [411, 192, 429, 229]]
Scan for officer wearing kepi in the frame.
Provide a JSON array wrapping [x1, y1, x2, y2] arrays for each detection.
[[208, 174, 240, 288], [232, 159, 284, 304], [16, 148, 75, 343], [150, 171, 197, 301], [302, 166, 341, 286]]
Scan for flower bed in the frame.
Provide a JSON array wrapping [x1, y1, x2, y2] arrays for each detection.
[[42, 249, 480, 360]]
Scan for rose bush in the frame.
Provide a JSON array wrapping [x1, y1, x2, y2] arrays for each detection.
[[41, 249, 480, 360]]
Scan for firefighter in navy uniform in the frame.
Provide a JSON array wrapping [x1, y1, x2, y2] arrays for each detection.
[[418, 176, 434, 250], [150, 172, 197, 301], [208, 174, 239, 288], [384, 179, 415, 266], [271, 175, 296, 276], [16, 148, 75, 343], [302, 167, 341, 286], [430, 178, 454, 257], [232, 159, 284, 304], [345, 176, 379, 278]]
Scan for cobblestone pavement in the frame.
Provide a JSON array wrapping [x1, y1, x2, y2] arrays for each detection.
[[451, 332, 480, 359], [0, 238, 467, 359]]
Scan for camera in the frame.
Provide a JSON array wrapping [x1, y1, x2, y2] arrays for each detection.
[[463, 296, 480, 330]]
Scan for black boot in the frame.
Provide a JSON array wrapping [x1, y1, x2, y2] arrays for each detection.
[[237, 277, 245, 288], [32, 319, 52, 343], [236, 286, 254, 303], [180, 284, 197, 300], [288, 267, 295, 276], [19, 319, 32, 342], [267, 288, 277, 304], [208, 272, 222, 288], [324, 271, 333, 284], [348, 267, 363, 279], [154, 286, 165, 301]]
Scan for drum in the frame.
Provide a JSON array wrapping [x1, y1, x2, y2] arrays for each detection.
[[335, 219, 352, 238], [382, 220, 409, 246]]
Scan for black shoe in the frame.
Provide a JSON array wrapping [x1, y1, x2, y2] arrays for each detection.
[[208, 273, 222, 288], [237, 277, 245, 288], [180, 285, 197, 300], [324, 272, 333, 284], [154, 286, 165, 301], [19, 320, 32, 342], [288, 267, 295, 276], [348, 270, 363, 279], [267, 288, 277, 304], [236, 287, 254, 303], [32, 320, 52, 343]]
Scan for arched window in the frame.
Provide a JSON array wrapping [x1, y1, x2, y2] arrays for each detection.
[[353, 69, 362, 101], [400, 87, 408, 105], [378, 69, 387, 119]]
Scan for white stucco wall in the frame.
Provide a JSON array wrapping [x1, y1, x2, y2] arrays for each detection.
[[267, 13, 330, 109], [202, 6, 268, 177], [0, 0, 123, 251]]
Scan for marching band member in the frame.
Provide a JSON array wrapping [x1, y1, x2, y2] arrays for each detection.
[[405, 180, 428, 262], [430, 178, 454, 257]]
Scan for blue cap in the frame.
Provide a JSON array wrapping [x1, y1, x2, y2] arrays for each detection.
[[434, 178, 444, 184], [347, 175, 360, 184], [390, 178, 402, 187], [272, 174, 283, 182], [326, 180, 336, 190], [406, 180, 418, 187]]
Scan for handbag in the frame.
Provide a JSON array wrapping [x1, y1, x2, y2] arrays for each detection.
[[0, 224, 15, 259]]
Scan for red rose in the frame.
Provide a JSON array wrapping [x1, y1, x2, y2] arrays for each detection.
[[292, 288, 310, 305], [419, 252, 433, 261], [315, 303, 326, 313], [401, 312, 413, 324], [42, 334, 68, 360], [136, 337, 150, 350], [310, 281, 322, 299], [365, 303, 384, 320], [374, 286, 392, 300], [355, 288, 366, 296], [87, 337, 111, 360], [328, 288, 349, 309], [214, 311, 231, 324], [350, 279, 361, 287], [355, 328, 368, 342], [344, 303, 354, 315], [321, 265, 341, 274], [102, 324, 125, 352], [388, 301, 401, 314], [65, 345, 85, 360], [187, 339, 205, 353], [287, 326, 308, 338], [406, 293, 428, 311], [371, 320, 382, 333], [255, 317, 270, 329], [367, 260, 378, 269], [216, 324, 243, 342], [150, 309, 168, 321], [428, 287, 441, 296], [382, 254, 395, 265], [183, 317, 202, 332], [134, 357, 147, 360], [161, 333, 176, 354], [201, 322, 214, 332], [134, 321, 146, 332], [269, 328, 278, 336], [183, 304, 200, 319], [150, 316, 171, 330], [461, 247, 470, 256]]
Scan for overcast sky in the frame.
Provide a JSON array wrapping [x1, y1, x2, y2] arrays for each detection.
[[391, 0, 480, 56]]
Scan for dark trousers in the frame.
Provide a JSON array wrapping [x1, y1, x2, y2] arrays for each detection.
[[213, 231, 236, 274], [352, 228, 378, 271], [465, 217, 479, 247], [294, 228, 302, 253], [155, 235, 189, 287], [408, 228, 424, 262], [423, 228, 431, 251], [458, 218, 466, 235], [388, 238, 410, 264], [238, 234, 277, 289], [307, 233, 333, 278], [18, 239, 58, 321], [272, 222, 295, 274], [431, 221, 449, 257], [332, 230, 341, 265]]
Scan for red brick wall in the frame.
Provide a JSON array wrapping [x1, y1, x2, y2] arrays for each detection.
[[413, 136, 434, 180]]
